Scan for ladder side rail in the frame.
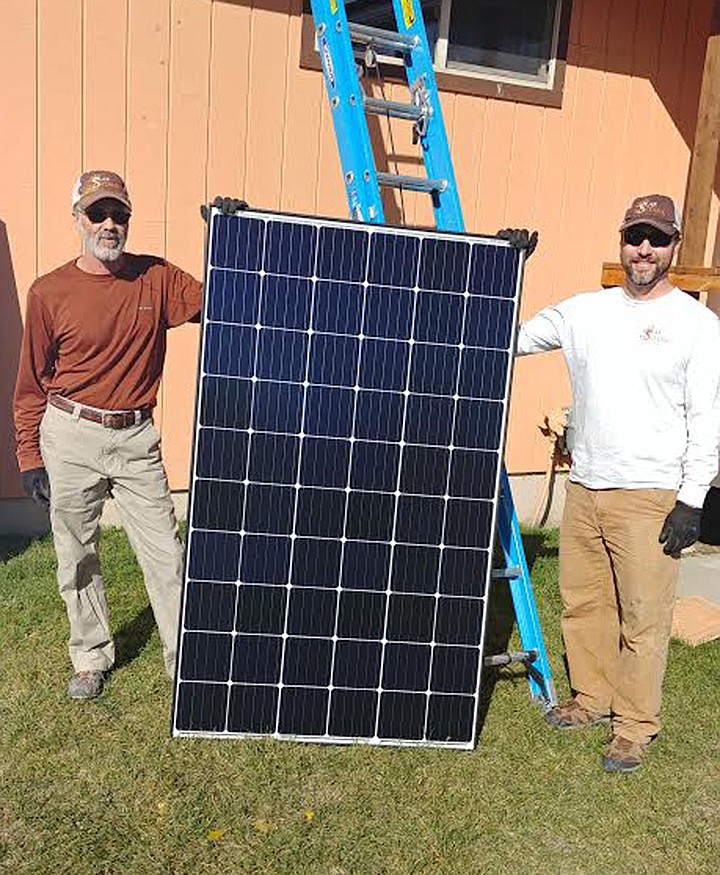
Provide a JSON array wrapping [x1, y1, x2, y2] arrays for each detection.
[[497, 467, 558, 705], [389, 0, 465, 232], [310, 0, 386, 222]]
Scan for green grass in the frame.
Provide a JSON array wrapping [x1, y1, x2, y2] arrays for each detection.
[[1, 527, 718, 875]]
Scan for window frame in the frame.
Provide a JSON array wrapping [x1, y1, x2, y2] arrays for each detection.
[[299, 0, 573, 109]]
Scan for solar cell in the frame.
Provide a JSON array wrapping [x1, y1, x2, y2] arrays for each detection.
[[172, 209, 523, 749]]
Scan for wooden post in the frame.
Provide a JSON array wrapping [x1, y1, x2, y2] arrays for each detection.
[[678, 7, 720, 269]]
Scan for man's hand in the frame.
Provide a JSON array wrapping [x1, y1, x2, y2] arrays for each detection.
[[20, 467, 51, 511], [496, 228, 538, 258], [200, 197, 249, 222], [659, 501, 701, 555]]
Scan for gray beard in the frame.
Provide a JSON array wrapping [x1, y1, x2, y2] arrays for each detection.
[[93, 241, 124, 262], [627, 263, 667, 287], [85, 230, 126, 263]]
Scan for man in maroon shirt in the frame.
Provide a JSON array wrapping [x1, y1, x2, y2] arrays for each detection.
[[13, 170, 242, 700]]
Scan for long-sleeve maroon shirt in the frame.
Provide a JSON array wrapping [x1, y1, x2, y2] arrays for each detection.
[[14, 254, 202, 471]]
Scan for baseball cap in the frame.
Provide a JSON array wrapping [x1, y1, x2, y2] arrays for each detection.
[[619, 194, 681, 236], [71, 170, 132, 213]]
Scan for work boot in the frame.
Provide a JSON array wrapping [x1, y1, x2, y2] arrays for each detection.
[[67, 671, 105, 700], [544, 698, 610, 729], [602, 735, 648, 773]]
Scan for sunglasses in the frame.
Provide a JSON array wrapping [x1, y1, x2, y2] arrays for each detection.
[[84, 203, 131, 225], [622, 226, 675, 248]]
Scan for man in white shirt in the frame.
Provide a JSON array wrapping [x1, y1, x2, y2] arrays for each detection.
[[513, 195, 720, 773]]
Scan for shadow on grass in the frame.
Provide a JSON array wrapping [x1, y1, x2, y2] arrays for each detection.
[[0, 536, 34, 563], [114, 605, 156, 670], [475, 529, 559, 740], [521, 531, 559, 573], [476, 572, 517, 739]]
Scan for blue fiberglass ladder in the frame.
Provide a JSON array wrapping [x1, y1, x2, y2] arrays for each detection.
[[309, 0, 557, 708]]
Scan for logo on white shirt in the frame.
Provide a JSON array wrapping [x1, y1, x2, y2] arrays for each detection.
[[639, 324, 667, 344]]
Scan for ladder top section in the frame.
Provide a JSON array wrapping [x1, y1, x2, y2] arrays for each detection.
[[347, 22, 419, 54]]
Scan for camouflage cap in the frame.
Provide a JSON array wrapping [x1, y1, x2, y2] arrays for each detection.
[[71, 170, 132, 213]]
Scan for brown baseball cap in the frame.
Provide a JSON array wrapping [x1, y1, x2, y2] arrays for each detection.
[[71, 170, 132, 213], [619, 194, 681, 236]]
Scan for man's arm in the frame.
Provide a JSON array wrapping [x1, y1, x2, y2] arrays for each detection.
[[659, 317, 720, 555], [516, 305, 566, 356], [678, 315, 720, 509], [13, 289, 55, 472], [165, 196, 250, 327]]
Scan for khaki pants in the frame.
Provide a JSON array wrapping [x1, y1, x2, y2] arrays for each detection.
[[40, 403, 184, 677], [559, 482, 679, 744]]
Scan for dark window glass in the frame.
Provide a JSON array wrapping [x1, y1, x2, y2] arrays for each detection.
[[448, 0, 559, 83]]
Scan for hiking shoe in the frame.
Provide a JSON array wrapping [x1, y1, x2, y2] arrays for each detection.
[[67, 671, 105, 700], [602, 735, 647, 773], [544, 698, 610, 730]]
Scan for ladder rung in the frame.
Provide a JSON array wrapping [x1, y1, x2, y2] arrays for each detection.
[[491, 566, 522, 579], [348, 22, 418, 54], [376, 172, 446, 193], [363, 95, 423, 122], [484, 650, 539, 668]]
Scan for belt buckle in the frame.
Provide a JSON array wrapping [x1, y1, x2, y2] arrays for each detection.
[[102, 412, 121, 429]]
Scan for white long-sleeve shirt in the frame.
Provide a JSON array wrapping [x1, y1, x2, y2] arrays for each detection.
[[517, 286, 720, 508]]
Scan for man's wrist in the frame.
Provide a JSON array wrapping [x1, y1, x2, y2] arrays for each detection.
[[676, 486, 705, 510]]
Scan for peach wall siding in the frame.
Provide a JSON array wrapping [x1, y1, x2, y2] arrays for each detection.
[[0, 0, 714, 498]]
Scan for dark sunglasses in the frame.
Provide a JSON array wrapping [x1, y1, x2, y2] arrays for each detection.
[[622, 226, 675, 248], [84, 203, 131, 225]]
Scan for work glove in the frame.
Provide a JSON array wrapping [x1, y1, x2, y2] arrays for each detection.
[[200, 196, 249, 222], [20, 467, 51, 511], [496, 228, 539, 258], [659, 501, 701, 556]]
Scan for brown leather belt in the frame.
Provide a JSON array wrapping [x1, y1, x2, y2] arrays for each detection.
[[48, 394, 151, 430]]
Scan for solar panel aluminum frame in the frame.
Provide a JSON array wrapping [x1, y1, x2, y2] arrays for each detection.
[[171, 207, 526, 749]]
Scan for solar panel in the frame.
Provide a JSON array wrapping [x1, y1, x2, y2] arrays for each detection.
[[171, 209, 523, 749]]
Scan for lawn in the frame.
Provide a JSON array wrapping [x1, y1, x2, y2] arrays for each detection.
[[0, 527, 718, 875]]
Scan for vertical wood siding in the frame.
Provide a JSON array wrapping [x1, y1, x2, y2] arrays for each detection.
[[0, 0, 714, 497]]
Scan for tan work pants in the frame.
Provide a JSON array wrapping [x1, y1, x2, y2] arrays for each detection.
[[40, 403, 184, 677], [559, 481, 679, 744]]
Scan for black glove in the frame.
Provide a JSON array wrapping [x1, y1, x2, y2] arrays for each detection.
[[699, 486, 720, 545], [200, 196, 249, 222], [659, 501, 701, 555], [496, 228, 538, 258], [20, 467, 51, 510]]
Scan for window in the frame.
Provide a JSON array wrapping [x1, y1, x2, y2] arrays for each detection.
[[301, 0, 571, 107]]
